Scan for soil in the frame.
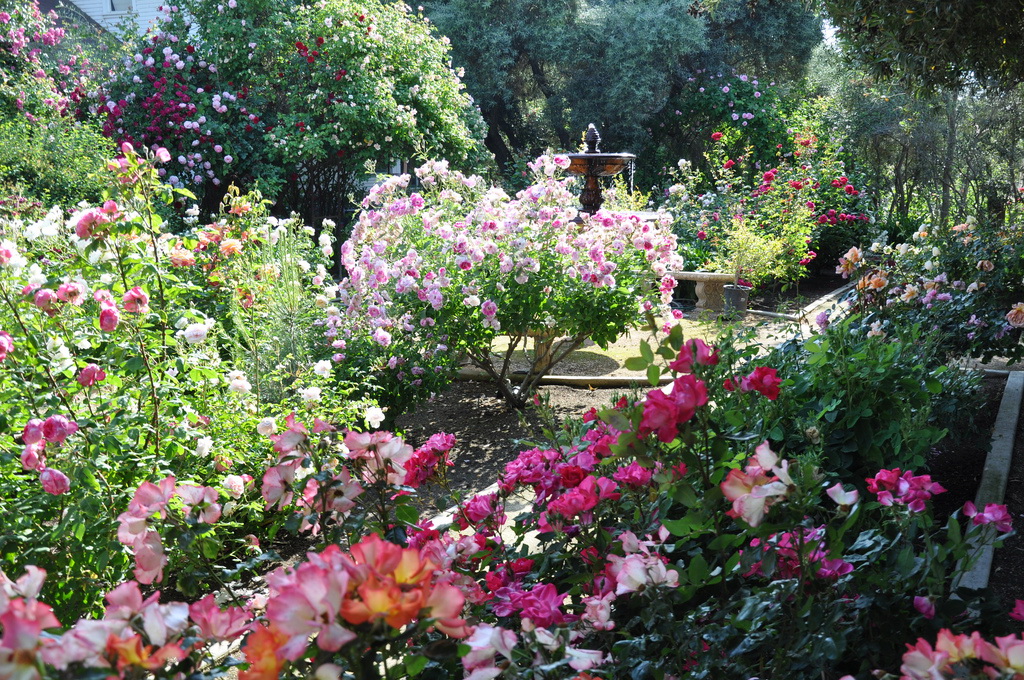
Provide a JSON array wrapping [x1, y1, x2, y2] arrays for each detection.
[[396, 381, 629, 513], [929, 375, 1006, 522], [749, 272, 848, 314]]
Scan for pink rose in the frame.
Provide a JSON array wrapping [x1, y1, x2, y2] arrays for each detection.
[[739, 366, 782, 400], [99, 304, 120, 331], [41, 415, 78, 444], [21, 442, 45, 471], [22, 418, 45, 444], [122, 287, 150, 313], [0, 331, 13, 361], [77, 363, 107, 387], [56, 282, 86, 305], [40, 468, 70, 495], [33, 288, 58, 313]]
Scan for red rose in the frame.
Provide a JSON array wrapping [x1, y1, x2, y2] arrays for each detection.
[[711, 131, 723, 141]]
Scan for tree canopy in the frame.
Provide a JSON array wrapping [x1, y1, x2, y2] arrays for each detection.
[[424, 0, 822, 169], [822, 0, 1024, 92]]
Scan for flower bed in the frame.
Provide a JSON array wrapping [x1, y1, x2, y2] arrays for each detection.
[[2, 146, 1024, 680]]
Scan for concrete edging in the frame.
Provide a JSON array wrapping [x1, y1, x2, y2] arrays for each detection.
[[956, 371, 1024, 591]]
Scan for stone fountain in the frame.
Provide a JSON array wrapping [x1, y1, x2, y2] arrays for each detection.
[[564, 124, 635, 216]]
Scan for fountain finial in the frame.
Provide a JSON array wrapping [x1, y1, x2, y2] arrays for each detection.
[[584, 124, 601, 153]]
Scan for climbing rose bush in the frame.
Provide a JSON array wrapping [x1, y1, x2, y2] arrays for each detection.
[[92, 0, 485, 214]]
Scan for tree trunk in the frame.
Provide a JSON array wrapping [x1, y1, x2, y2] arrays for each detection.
[[939, 90, 958, 225]]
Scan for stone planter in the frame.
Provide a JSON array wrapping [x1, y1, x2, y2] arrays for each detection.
[[670, 271, 735, 311]]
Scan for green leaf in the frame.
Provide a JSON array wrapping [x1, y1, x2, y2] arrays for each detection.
[[599, 408, 632, 432], [405, 655, 429, 676], [624, 356, 648, 371], [646, 364, 662, 386], [395, 504, 419, 526], [639, 340, 654, 363]]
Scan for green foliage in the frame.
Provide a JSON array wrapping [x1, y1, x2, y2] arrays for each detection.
[[764, 316, 947, 478], [822, 0, 1024, 92], [0, 119, 110, 207], [425, 0, 821, 173], [661, 129, 864, 286]]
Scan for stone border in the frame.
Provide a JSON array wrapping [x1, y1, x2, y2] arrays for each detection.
[[956, 371, 1024, 591]]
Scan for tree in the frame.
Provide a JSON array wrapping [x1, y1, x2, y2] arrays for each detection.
[[424, 0, 822, 170], [822, 0, 1024, 92], [93, 0, 487, 221]]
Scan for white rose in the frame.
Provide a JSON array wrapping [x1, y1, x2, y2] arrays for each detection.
[[183, 322, 210, 344], [299, 386, 321, 403], [195, 436, 214, 457], [256, 417, 277, 436], [229, 377, 252, 394], [364, 406, 385, 429], [313, 359, 332, 377]]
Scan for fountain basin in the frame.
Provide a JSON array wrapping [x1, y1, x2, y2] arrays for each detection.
[[564, 152, 636, 177]]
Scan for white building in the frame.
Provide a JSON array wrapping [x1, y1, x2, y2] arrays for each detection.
[[42, 0, 162, 34]]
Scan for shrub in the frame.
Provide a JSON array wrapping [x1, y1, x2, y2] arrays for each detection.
[[92, 0, 487, 219], [0, 323, 1013, 679], [836, 221, 1024, 363], [662, 129, 870, 286], [0, 118, 109, 206], [336, 155, 684, 410], [0, 143, 380, 618]]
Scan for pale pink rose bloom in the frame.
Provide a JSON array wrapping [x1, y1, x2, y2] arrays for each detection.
[[40, 468, 70, 495], [133, 529, 167, 584]]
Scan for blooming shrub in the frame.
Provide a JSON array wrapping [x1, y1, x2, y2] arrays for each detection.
[[1, 322, 1016, 679], [336, 156, 684, 409], [837, 219, 1024, 363], [0, 0, 116, 206], [0, 143, 382, 617], [662, 129, 870, 287], [92, 0, 486, 216]]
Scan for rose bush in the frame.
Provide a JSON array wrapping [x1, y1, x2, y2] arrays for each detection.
[[662, 127, 870, 288], [91, 0, 486, 218], [0, 143, 383, 617], [1, 321, 1018, 679], [836, 218, 1024, 363], [336, 155, 685, 410]]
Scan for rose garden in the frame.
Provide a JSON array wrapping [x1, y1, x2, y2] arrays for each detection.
[[4, 0, 1024, 678]]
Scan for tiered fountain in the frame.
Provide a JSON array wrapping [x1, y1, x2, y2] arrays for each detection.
[[563, 124, 635, 216]]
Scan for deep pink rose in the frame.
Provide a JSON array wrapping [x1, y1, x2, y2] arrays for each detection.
[[77, 363, 107, 387], [42, 415, 78, 443], [740, 366, 782, 400], [99, 304, 120, 331]]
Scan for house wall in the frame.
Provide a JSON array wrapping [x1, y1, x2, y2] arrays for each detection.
[[71, 0, 163, 34]]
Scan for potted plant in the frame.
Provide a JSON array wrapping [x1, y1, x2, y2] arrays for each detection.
[[715, 217, 784, 314]]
